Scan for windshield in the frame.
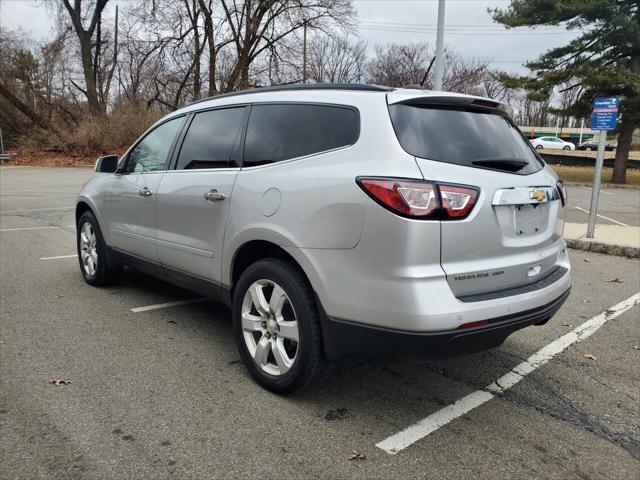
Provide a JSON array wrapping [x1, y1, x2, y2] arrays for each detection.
[[388, 104, 544, 174]]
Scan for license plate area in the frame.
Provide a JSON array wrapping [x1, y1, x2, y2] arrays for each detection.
[[514, 204, 545, 236]]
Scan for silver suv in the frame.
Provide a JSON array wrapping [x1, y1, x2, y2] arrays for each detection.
[[76, 84, 571, 392]]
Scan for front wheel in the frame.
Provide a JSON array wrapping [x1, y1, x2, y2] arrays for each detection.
[[535, 145, 543, 150], [233, 258, 326, 393], [77, 210, 121, 286]]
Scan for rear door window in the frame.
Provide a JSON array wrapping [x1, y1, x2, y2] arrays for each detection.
[[388, 104, 543, 174], [243, 104, 359, 166], [175, 107, 246, 170]]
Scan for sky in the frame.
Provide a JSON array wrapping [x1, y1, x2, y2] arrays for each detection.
[[0, 0, 582, 75]]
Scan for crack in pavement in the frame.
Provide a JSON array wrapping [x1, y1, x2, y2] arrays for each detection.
[[496, 388, 640, 461]]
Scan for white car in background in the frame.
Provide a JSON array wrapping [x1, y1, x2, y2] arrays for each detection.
[[530, 136, 576, 151]]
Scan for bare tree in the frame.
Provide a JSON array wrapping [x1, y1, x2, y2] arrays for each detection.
[[307, 34, 366, 83], [367, 42, 490, 95], [367, 43, 431, 87], [218, 0, 354, 91], [60, 0, 110, 114]]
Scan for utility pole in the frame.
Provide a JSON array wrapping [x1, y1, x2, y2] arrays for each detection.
[[433, 0, 446, 90], [302, 19, 308, 84], [579, 118, 584, 144]]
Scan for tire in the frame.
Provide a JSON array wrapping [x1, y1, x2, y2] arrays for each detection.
[[586, 147, 592, 151], [535, 145, 543, 150], [563, 146, 570, 151], [77, 210, 121, 286], [233, 258, 326, 393]]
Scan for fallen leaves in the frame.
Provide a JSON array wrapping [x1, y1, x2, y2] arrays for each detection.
[[606, 278, 624, 283], [349, 450, 367, 461], [583, 258, 591, 263], [583, 353, 598, 361], [560, 323, 574, 328], [49, 378, 72, 386]]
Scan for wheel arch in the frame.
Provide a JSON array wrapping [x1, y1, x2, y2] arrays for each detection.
[[229, 240, 312, 297], [75, 200, 93, 225]]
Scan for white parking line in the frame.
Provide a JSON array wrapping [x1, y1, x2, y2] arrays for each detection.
[[130, 298, 206, 313], [578, 185, 614, 196], [40, 254, 77, 260], [573, 206, 629, 226], [376, 292, 640, 455], [1, 226, 63, 232]]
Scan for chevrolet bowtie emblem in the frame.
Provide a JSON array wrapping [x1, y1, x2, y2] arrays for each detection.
[[529, 189, 547, 202]]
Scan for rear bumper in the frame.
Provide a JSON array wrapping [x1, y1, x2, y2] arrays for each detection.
[[319, 287, 570, 361]]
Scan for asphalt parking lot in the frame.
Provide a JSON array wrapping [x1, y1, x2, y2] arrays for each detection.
[[565, 185, 640, 226], [1, 166, 639, 479]]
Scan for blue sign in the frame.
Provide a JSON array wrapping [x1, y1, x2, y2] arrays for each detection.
[[591, 97, 620, 131]]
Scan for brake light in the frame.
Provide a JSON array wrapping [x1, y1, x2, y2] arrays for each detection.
[[356, 177, 479, 220], [357, 178, 438, 218]]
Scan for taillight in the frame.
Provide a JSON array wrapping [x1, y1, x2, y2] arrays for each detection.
[[556, 179, 567, 206], [356, 177, 479, 220], [357, 178, 438, 218]]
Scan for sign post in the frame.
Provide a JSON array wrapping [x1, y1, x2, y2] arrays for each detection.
[[586, 97, 620, 238]]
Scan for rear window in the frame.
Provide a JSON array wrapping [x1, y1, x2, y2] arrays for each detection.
[[388, 104, 543, 174], [244, 104, 359, 166]]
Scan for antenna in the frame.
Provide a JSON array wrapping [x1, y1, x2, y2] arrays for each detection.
[[420, 57, 436, 88]]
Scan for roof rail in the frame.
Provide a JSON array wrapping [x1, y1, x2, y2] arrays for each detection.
[[186, 83, 394, 107]]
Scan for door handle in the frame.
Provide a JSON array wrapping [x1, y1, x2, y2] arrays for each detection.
[[204, 189, 226, 202], [139, 188, 153, 197]]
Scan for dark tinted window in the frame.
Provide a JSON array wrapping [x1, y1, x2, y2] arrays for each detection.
[[176, 107, 245, 170], [126, 116, 185, 173], [244, 104, 359, 166], [389, 104, 543, 174]]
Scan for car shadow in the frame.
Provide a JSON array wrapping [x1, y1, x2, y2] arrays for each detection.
[[105, 268, 537, 430]]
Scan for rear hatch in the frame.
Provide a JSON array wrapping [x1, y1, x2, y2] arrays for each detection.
[[387, 91, 566, 299]]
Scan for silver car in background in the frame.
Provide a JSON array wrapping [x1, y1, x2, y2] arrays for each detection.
[[76, 84, 571, 392]]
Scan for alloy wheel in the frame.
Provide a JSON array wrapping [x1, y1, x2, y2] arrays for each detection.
[[241, 279, 299, 376], [79, 222, 98, 276]]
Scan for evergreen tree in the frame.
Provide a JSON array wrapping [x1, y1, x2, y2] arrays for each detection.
[[492, 0, 640, 183]]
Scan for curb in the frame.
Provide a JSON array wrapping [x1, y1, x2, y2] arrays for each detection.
[[566, 239, 639, 258]]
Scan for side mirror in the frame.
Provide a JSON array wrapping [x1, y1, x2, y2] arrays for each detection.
[[95, 155, 119, 173]]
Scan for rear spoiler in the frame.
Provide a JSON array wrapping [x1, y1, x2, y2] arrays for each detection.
[[386, 89, 510, 115]]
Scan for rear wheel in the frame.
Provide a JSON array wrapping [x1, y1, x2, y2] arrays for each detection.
[[535, 145, 543, 150], [586, 147, 592, 151], [77, 210, 121, 286], [233, 258, 326, 393], [563, 146, 571, 151]]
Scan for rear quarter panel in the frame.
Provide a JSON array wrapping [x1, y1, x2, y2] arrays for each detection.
[[221, 92, 425, 287]]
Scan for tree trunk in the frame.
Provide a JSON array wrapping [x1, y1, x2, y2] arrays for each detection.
[[612, 117, 636, 184], [0, 83, 60, 136], [207, 38, 217, 96], [79, 33, 102, 114]]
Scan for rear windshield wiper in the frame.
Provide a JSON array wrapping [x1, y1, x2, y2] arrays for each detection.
[[472, 159, 529, 172]]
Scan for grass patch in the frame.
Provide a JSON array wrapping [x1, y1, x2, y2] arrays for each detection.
[[550, 164, 640, 186]]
